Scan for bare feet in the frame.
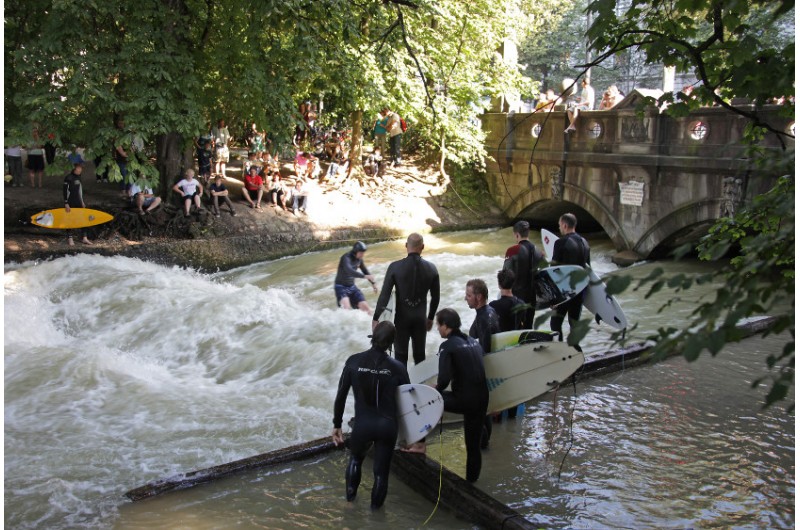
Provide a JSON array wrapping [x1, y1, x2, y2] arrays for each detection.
[[81, 237, 92, 245], [401, 442, 426, 454], [67, 236, 75, 246]]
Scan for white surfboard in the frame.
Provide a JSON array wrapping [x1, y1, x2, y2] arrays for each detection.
[[541, 229, 628, 330], [407, 336, 583, 416], [490, 328, 558, 351], [377, 293, 394, 323], [395, 384, 444, 446], [535, 265, 590, 309]]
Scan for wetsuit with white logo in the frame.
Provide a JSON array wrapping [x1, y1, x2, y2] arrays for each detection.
[[332, 346, 410, 508], [373, 253, 440, 365]]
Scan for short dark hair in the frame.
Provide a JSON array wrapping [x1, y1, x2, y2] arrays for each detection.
[[466, 278, 488, 301], [560, 213, 577, 229], [371, 321, 396, 350], [436, 308, 461, 330], [513, 220, 530, 238], [497, 269, 515, 290]]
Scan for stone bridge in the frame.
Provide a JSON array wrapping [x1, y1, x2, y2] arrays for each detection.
[[481, 90, 794, 263]]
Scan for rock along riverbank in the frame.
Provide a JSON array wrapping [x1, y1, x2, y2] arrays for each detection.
[[4, 156, 508, 271]]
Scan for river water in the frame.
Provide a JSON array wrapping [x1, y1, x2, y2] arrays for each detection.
[[4, 228, 794, 529]]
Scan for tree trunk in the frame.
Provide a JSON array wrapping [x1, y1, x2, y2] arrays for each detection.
[[438, 131, 450, 186], [349, 109, 363, 171], [155, 132, 192, 197]]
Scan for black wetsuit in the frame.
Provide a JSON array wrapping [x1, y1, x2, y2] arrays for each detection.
[[503, 239, 543, 328], [332, 346, 410, 509], [435, 330, 489, 482], [63, 170, 87, 239], [469, 304, 500, 354], [334, 251, 370, 287], [373, 253, 440, 366], [550, 232, 591, 343], [489, 295, 526, 332]]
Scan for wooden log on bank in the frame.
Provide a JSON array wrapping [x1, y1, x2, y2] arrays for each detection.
[[391, 451, 537, 530], [125, 436, 345, 501]]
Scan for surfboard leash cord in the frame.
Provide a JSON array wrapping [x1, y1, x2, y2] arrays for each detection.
[[421, 419, 445, 526]]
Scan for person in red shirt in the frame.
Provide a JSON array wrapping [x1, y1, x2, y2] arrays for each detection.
[[242, 166, 264, 209]]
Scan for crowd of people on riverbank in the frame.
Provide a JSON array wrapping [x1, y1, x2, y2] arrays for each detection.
[[331, 216, 590, 508]]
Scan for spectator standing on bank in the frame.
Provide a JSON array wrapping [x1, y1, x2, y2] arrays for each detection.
[[373, 112, 388, 154], [63, 156, 92, 245], [27, 126, 46, 188], [212, 119, 231, 176], [5, 144, 24, 187], [382, 107, 403, 167]]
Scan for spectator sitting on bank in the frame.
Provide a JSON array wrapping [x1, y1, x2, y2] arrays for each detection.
[[269, 173, 290, 211], [209, 174, 237, 217], [291, 179, 308, 215], [364, 148, 382, 178], [242, 166, 264, 210], [243, 151, 259, 177], [294, 151, 314, 179], [535, 89, 561, 112], [599, 85, 624, 110], [173, 168, 205, 217], [129, 181, 162, 215]]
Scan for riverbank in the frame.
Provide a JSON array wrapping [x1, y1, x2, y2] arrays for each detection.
[[3, 154, 508, 270]]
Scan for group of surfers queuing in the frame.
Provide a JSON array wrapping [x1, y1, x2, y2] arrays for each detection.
[[331, 215, 590, 510]]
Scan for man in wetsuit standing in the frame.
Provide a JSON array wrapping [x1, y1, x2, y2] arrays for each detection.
[[550, 213, 591, 349], [503, 220, 544, 329], [334, 241, 378, 314], [331, 322, 410, 510], [434, 308, 489, 482], [373, 233, 440, 366], [465, 278, 500, 354]]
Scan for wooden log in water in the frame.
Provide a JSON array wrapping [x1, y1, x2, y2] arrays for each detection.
[[124, 435, 346, 502], [125, 316, 779, 505], [391, 451, 538, 530]]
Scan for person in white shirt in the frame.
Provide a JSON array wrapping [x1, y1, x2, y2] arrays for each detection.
[[129, 182, 162, 215], [172, 169, 204, 217], [565, 78, 595, 133]]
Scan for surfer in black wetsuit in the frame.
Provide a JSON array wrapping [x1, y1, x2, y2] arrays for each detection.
[[434, 308, 489, 482], [550, 213, 590, 349], [334, 241, 378, 314], [489, 269, 526, 332], [62, 156, 92, 246], [332, 321, 410, 509], [372, 233, 440, 366], [503, 220, 544, 328], [465, 278, 498, 447]]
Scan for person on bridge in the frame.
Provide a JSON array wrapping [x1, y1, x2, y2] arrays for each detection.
[[334, 241, 378, 314], [549, 213, 591, 350], [373, 233, 440, 366], [565, 77, 595, 133], [331, 321, 410, 510]]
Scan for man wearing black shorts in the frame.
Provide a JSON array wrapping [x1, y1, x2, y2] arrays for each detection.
[[334, 241, 377, 314]]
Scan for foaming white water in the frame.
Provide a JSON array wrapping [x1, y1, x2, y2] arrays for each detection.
[[5, 229, 631, 529]]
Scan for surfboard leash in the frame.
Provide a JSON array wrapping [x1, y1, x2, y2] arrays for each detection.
[[555, 373, 579, 482], [421, 419, 445, 526]]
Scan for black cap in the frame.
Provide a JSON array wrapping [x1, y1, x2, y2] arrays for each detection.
[[353, 241, 367, 253]]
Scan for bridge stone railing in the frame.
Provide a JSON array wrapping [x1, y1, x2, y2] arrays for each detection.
[[481, 93, 794, 260]]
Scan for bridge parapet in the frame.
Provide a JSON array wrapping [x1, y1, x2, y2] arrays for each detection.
[[482, 93, 793, 260]]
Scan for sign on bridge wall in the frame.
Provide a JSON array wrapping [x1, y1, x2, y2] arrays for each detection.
[[619, 181, 645, 206]]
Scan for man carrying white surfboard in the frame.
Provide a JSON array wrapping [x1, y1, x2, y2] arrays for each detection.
[[63, 156, 92, 246], [433, 308, 489, 483], [550, 213, 590, 349], [331, 322, 410, 510], [503, 220, 544, 328]]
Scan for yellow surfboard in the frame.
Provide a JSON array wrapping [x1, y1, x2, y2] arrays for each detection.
[[31, 208, 114, 229]]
